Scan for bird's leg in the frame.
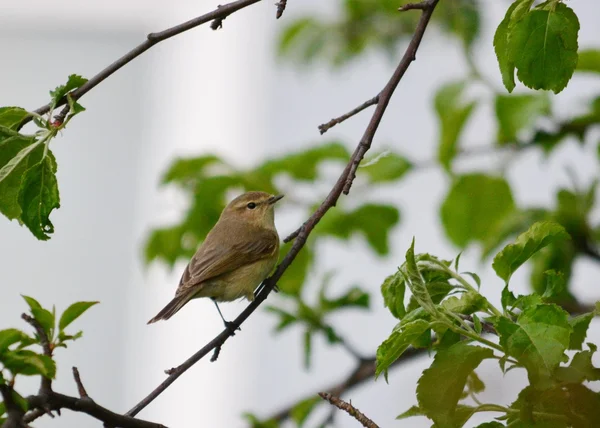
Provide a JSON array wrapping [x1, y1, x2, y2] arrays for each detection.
[[211, 298, 240, 334]]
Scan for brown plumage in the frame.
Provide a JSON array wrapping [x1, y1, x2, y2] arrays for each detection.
[[147, 191, 282, 325]]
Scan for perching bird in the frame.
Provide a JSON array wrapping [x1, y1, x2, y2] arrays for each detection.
[[147, 191, 283, 327]]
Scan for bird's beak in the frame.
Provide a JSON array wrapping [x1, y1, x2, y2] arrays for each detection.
[[268, 194, 284, 205]]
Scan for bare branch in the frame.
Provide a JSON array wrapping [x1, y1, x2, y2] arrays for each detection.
[[319, 392, 379, 428], [1, 385, 26, 428], [21, 313, 52, 393], [318, 96, 379, 135], [276, 0, 288, 19], [71, 367, 89, 399]]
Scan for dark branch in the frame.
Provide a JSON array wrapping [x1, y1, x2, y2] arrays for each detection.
[[72, 367, 89, 399], [318, 96, 379, 135], [319, 392, 379, 428], [21, 313, 52, 393], [341, 0, 439, 194], [276, 0, 288, 19], [1, 385, 26, 428], [21, 0, 264, 128], [124, 0, 439, 418]]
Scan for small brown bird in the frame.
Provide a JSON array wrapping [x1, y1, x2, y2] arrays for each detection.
[[147, 191, 283, 327]]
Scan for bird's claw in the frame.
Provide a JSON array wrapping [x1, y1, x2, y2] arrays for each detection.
[[224, 321, 241, 335]]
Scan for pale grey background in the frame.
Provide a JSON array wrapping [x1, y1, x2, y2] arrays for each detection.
[[1, 1, 600, 427]]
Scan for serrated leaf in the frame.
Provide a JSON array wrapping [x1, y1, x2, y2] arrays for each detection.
[[1, 350, 56, 378], [555, 348, 600, 384], [381, 271, 406, 319], [542, 269, 566, 300], [509, 3, 580, 94], [0, 138, 41, 184], [492, 221, 570, 282], [59, 301, 99, 331], [441, 174, 515, 248], [442, 291, 486, 315], [495, 93, 550, 143], [568, 312, 594, 350], [376, 319, 431, 381], [0, 107, 30, 130], [576, 49, 600, 74], [497, 304, 571, 388], [49, 74, 88, 108], [18, 154, 60, 240], [404, 241, 437, 315], [417, 343, 493, 426], [434, 81, 477, 171], [317, 204, 399, 255], [0, 329, 29, 352], [30, 307, 54, 340], [397, 405, 425, 420], [501, 285, 516, 312], [493, 1, 520, 92], [360, 152, 412, 182]]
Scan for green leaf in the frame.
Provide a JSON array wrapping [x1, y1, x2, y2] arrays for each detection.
[[492, 221, 570, 282], [320, 286, 369, 313], [11, 390, 28, 412], [265, 306, 298, 332], [474, 423, 504, 428], [18, 154, 60, 240], [49, 74, 88, 108], [576, 49, 600, 73], [434, 81, 477, 171], [509, 3, 580, 94], [441, 174, 515, 248], [497, 304, 571, 388], [442, 291, 486, 315], [495, 93, 551, 143], [290, 396, 320, 427], [396, 405, 425, 420], [1, 350, 56, 378], [303, 329, 312, 369], [31, 307, 55, 340], [542, 269, 566, 300], [21, 295, 42, 312], [404, 242, 438, 316], [417, 343, 493, 426], [381, 271, 406, 319], [0, 107, 30, 130], [278, 244, 312, 295], [376, 319, 431, 381], [472, 314, 482, 334], [568, 312, 594, 350], [437, 0, 480, 49], [493, 1, 520, 92], [161, 155, 224, 185], [501, 285, 516, 312], [317, 204, 399, 255], [0, 329, 29, 352], [555, 347, 600, 384], [59, 301, 99, 331], [0, 139, 42, 185], [243, 413, 278, 428], [360, 152, 412, 182]]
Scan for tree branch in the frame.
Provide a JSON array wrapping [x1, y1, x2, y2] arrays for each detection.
[[318, 96, 379, 135], [319, 392, 379, 428], [0, 385, 26, 428], [276, 0, 288, 19], [123, 0, 440, 419], [20, 0, 264, 128], [21, 313, 53, 393]]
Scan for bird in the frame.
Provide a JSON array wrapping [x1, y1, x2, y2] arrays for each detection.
[[147, 191, 283, 328]]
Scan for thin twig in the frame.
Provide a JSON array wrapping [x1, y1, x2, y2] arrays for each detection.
[[19, 0, 264, 129], [124, 0, 440, 418], [72, 367, 89, 399], [318, 96, 379, 135], [319, 392, 379, 428], [276, 0, 288, 19], [1, 384, 26, 428], [342, 0, 439, 195], [21, 313, 52, 393]]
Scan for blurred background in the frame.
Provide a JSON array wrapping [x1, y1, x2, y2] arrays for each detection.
[[1, 0, 600, 427]]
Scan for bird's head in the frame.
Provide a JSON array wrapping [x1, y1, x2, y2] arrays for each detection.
[[221, 191, 284, 229]]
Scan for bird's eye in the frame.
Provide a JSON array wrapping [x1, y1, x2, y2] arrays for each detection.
[[247, 202, 256, 209]]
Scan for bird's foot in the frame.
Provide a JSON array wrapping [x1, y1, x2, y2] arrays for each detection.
[[224, 321, 241, 335]]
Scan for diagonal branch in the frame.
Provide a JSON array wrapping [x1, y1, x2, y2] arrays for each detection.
[[319, 392, 379, 428], [20, 0, 264, 128], [124, 0, 440, 418]]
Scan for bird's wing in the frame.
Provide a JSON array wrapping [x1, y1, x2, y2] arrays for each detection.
[[175, 224, 278, 297]]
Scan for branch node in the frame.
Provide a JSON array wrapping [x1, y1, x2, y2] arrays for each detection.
[[164, 367, 176, 376], [318, 392, 379, 428], [211, 5, 225, 30], [275, 0, 288, 19], [398, 0, 433, 12], [72, 367, 90, 399], [210, 345, 222, 362]]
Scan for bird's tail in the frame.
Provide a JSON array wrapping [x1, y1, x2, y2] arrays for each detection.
[[147, 291, 195, 324]]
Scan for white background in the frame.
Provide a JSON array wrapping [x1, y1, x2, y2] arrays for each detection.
[[1, 1, 600, 427]]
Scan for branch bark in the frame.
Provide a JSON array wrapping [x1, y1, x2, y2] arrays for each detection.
[[319, 392, 379, 428], [124, 0, 440, 419]]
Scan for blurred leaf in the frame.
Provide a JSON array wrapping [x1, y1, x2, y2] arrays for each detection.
[[404, 242, 438, 316], [290, 396, 320, 427], [497, 304, 571, 388], [161, 155, 225, 185], [360, 152, 412, 183], [509, 3, 580, 94], [1, 350, 56, 378], [11, 390, 28, 413], [555, 346, 600, 384], [376, 319, 430, 381], [278, 244, 313, 295], [381, 270, 406, 319], [0, 329, 29, 353], [18, 153, 60, 240], [30, 307, 54, 340], [474, 423, 504, 428], [436, 0, 480, 49], [492, 221, 570, 282], [442, 291, 486, 315], [417, 343, 493, 427], [576, 49, 600, 73], [317, 204, 399, 255], [321, 286, 369, 313], [495, 93, 551, 143], [49, 74, 87, 108], [501, 285, 516, 312], [144, 225, 188, 267], [441, 174, 515, 248], [59, 301, 99, 331], [434, 81, 477, 171], [542, 270, 566, 300], [397, 405, 425, 420], [265, 306, 298, 332], [0, 107, 30, 130], [243, 413, 279, 428], [508, 384, 600, 426], [569, 312, 595, 350], [472, 314, 482, 334], [303, 329, 312, 369]]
